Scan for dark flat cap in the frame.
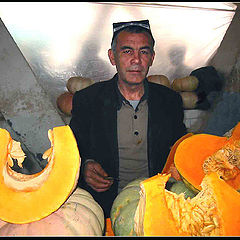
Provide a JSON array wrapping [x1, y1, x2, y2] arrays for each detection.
[[113, 19, 151, 33], [111, 19, 154, 47]]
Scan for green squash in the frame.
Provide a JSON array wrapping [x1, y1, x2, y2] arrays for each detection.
[[113, 200, 139, 236], [110, 177, 147, 236], [169, 180, 197, 199]]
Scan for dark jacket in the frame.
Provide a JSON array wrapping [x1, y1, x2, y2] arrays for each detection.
[[70, 74, 187, 217]]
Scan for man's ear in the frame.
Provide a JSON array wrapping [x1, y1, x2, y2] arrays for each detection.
[[108, 49, 116, 66]]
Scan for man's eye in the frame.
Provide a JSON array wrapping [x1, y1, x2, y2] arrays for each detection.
[[122, 49, 131, 54], [141, 50, 149, 54]]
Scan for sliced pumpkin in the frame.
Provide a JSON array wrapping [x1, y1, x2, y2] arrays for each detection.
[[134, 174, 182, 236], [174, 122, 240, 192], [134, 172, 240, 236], [161, 133, 193, 176], [0, 125, 80, 224]]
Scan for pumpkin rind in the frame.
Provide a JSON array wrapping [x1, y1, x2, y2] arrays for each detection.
[[110, 186, 140, 234], [0, 125, 80, 224], [122, 177, 147, 190], [66, 188, 105, 232], [169, 180, 197, 199], [110, 177, 147, 236], [113, 200, 139, 236]]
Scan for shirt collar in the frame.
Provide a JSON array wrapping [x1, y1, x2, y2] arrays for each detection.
[[114, 74, 149, 110]]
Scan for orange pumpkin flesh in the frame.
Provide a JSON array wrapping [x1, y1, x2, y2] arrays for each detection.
[[162, 133, 193, 176], [174, 134, 228, 192], [134, 172, 240, 236], [205, 173, 240, 236], [134, 174, 182, 236], [174, 122, 240, 192], [0, 125, 80, 224]]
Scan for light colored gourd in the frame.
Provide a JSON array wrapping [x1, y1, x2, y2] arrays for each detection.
[[148, 75, 171, 88], [66, 76, 94, 94]]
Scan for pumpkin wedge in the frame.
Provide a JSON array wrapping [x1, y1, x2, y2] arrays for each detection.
[[162, 133, 193, 176], [134, 172, 240, 236], [174, 122, 240, 192], [0, 125, 80, 224]]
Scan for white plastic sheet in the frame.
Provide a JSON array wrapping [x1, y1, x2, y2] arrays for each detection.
[[0, 2, 236, 107]]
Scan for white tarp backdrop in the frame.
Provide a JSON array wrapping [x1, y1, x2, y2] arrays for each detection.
[[0, 2, 237, 111]]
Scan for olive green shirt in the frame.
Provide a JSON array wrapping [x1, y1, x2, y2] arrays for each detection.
[[83, 80, 149, 193], [117, 96, 148, 193]]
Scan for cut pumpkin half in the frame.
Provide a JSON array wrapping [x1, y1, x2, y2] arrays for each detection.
[[0, 125, 80, 224], [174, 122, 240, 192], [134, 172, 240, 236]]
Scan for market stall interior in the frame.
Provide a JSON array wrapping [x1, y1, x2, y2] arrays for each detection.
[[0, 1, 239, 170]]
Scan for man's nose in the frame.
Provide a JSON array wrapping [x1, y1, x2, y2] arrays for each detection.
[[131, 51, 141, 64]]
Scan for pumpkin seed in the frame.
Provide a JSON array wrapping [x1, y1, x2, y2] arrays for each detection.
[[201, 224, 215, 233]]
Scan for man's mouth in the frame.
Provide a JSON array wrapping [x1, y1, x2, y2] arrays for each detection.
[[127, 65, 142, 72], [128, 69, 142, 73]]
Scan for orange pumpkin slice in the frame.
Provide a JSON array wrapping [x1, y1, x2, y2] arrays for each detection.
[[0, 125, 80, 224], [162, 133, 193, 175], [134, 172, 240, 236], [174, 134, 228, 192], [174, 122, 240, 192]]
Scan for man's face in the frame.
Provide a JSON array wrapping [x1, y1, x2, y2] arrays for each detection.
[[108, 31, 155, 85]]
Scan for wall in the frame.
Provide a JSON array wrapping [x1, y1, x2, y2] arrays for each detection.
[[0, 2, 237, 137], [189, 7, 240, 135]]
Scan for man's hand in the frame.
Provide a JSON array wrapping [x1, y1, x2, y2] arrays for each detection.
[[84, 161, 113, 192]]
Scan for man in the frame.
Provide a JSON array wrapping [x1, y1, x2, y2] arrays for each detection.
[[70, 20, 187, 218]]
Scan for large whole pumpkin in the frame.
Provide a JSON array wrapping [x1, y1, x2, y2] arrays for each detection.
[[148, 75, 171, 88], [0, 187, 104, 236], [66, 76, 94, 94], [56, 91, 73, 116], [179, 91, 199, 109], [171, 76, 199, 92], [110, 177, 147, 236], [134, 172, 240, 236], [0, 126, 104, 236]]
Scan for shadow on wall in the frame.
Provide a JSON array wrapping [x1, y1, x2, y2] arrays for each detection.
[[202, 65, 240, 136], [167, 44, 192, 82], [75, 40, 111, 82]]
